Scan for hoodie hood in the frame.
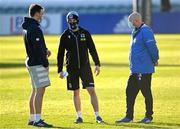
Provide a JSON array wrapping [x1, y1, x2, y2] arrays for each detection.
[[22, 17, 39, 30]]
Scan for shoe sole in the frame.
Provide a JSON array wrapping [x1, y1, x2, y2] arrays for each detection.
[[115, 120, 132, 123], [96, 120, 103, 123], [138, 121, 152, 123], [74, 121, 83, 124], [33, 123, 53, 127]]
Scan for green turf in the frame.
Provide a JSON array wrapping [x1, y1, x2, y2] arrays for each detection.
[[0, 34, 180, 128]]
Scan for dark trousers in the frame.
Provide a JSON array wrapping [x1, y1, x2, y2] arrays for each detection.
[[126, 73, 153, 120]]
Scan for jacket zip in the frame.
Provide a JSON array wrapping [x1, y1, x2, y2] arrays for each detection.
[[71, 32, 80, 69]]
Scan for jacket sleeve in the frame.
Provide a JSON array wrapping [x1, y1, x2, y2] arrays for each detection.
[[30, 27, 49, 67], [86, 31, 101, 66], [142, 28, 159, 63], [57, 35, 65, 73]]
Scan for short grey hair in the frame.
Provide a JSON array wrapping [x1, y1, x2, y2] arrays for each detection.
[[128, 12, 142, 22]]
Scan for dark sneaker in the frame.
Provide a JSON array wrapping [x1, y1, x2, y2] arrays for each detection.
[[138, 117, 152, 123], [74, 117, 83, 124], [115, 117, 132, 123], [33, 119, 53, 127], [28, 120, 34, 125], [96, 116, 103, 123]]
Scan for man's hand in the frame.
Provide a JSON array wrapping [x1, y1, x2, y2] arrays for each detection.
[[94, 66, 100, 76], [59, 71, 68, 79], [44, 67, 49, 70], [47, 50, 51, 57], [59, 72, 64, 79], [154, 61, 158, 66]]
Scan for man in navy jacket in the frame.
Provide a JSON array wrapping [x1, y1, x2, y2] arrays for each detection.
[[22, 4, 52, 127], [116, 12, 159, 123]]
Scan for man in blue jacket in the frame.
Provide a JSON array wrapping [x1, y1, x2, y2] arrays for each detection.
[[22, 4, 52, 127], [116, 12, 159, 123]]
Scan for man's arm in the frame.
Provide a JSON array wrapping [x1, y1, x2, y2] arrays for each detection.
[[143, 28, 159, 64], [86, 31, 101, 67], [30, 28, 49, 67], [57, 35, 65, 73], [86, 31, 101, 76]]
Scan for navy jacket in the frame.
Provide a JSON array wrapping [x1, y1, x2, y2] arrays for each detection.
[[129, 24, 159, 74], [57, 27, 100, 73], [22, 17, 49, 67]]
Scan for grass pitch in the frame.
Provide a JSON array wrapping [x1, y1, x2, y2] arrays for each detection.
[[0, 34, 180, 128]]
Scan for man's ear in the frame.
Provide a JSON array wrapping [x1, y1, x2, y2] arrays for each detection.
[[36, 12, 40, 17], [35, 12, 40, 18]]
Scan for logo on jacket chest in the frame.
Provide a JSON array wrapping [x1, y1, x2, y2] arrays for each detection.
[[68, 33, 86, 41], [80, 33, 86, 41]]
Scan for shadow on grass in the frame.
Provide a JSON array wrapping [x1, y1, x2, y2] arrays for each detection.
[[152, 122, 180, 127], [51, 126, 80, 129], [82, 121, 94, 124], [102, 121, 180, 129], [1, 63, 180, 69], [0, 63, 26, 68], [49, 121, 94, 129]]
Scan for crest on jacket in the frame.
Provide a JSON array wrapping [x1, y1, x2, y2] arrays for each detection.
[[80, 33, 86, 41]]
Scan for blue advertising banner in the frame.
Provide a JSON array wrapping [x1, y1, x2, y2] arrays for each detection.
[[152, 12, 180, 33], [62, 12, 180, 34], [62, 13, 131, 34]]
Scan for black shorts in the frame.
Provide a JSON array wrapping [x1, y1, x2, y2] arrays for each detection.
[[66, 65, 94, 90]]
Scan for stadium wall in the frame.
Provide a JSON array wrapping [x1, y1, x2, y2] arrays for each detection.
[[0, 14, 62, 35], [0, 12, 180, 35]]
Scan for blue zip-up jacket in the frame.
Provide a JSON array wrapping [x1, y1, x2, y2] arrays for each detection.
[[22, 17, 49, 67], [129, 24, 159, 74]]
